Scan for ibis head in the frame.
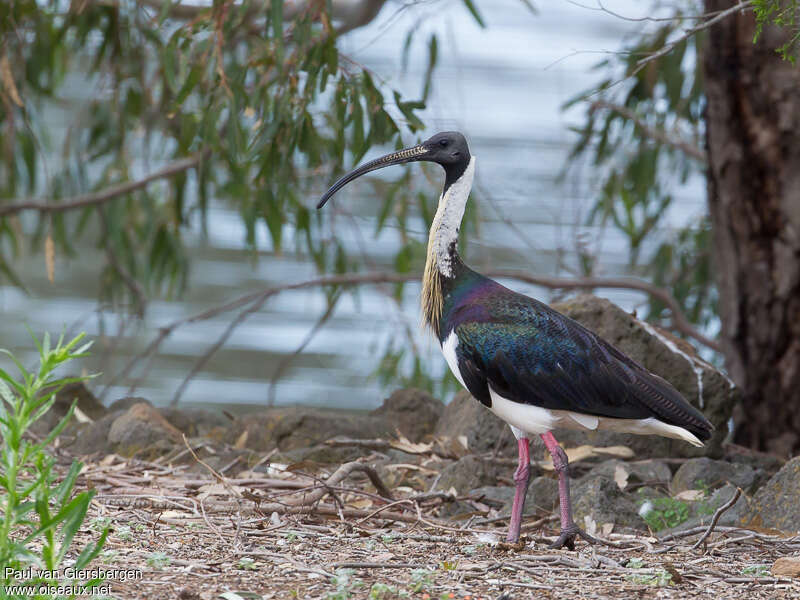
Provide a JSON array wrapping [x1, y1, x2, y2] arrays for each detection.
[[316, 131, 471, 209]]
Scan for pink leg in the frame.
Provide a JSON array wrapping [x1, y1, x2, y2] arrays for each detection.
[[506, 437, 530, 543], [540, 431, 596, 550]]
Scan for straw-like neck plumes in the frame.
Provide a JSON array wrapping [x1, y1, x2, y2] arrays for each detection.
[[422, 156, 476, 334]]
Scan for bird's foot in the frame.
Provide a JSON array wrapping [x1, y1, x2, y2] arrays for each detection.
[[549, 524, 597, 550]]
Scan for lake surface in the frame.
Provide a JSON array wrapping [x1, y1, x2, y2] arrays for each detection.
[[0, 1, 709, 411]]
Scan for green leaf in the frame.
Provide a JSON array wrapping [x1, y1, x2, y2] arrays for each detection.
[[462, 0, 486, 27]]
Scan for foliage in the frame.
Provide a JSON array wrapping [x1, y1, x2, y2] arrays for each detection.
[[0, 0, 439, 308], [0, 0, 494, 399], [753, 0, 800, 62], [0, 332, 107, 597], [564, 6, 718, 337], [640, 496, 690, 530]]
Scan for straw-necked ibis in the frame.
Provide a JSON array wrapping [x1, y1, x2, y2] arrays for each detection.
[[317, 131, 713, 549]]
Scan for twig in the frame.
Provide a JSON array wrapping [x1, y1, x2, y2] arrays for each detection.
[[691, 488, 742, 550], [331, 562, 426, 569], [0, 153, 206, 217], [590, 100, 706, 162]]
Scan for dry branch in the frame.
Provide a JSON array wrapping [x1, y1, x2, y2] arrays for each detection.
[[0, 153, 206, 217], [590, 100, 706, 162]]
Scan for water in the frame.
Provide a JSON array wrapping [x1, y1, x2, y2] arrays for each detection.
[[0, 1, 708, 411]]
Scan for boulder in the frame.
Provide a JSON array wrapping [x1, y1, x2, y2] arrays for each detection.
[[435, 391, 516, 456], [62, 410, 123, 456], [371, 388, 444, 442], [107, 402, 184, 458], [548, 295, 736, 458], [571, 475, 644, 531], [587, 459, 672, 487], [160, 407, 230, 437], [108, 396, 152, 412], [32, 381, 107, 436], [671, 457, 764, 494], [741, 456, 800, 533], [435, 455, 498, 494], [225, 407, 392, 452], [468, 477, 558, 516]]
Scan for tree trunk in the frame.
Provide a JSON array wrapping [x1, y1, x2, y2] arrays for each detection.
[[704, 1, 800, 456]]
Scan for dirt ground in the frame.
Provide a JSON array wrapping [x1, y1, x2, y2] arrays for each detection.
[[48, 453, 800, 600]]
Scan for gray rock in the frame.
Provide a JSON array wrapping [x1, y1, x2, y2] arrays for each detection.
[[371, 388, 444, 442], [468, 477, 559, 516], [588, 459, 672, 487], [671, 458, 761, 494], [435, 391, 516, 456], [108, 396, 152, 412], [32, 381, 107, 437], [571, 475, 644, 531], [225, 407, 393, 452], [521, 476, 559, 514], [549, 295, 736, 458], [107, 402, 183, 458], [435, 455, 498, 494], [160, 407, 229, 437], [741, 456, 800, 533], [62, 410, 123, 456], [467, 486, 514, 508]]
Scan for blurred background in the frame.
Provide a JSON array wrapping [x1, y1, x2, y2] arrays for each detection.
[[3, 0, 796, 453]]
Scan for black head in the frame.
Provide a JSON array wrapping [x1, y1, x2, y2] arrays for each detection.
[[317, 131, 472, 208]]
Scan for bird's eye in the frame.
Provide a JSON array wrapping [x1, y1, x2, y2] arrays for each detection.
[[439, 139, 449, 147]]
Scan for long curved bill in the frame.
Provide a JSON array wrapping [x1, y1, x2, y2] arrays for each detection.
[[317, 144, 428, 209]]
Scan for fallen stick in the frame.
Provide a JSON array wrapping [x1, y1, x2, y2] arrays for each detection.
[[691, 488, 742, 550]]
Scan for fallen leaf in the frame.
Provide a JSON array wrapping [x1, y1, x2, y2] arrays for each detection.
[[674, 489, 705, 501], [349, 498, 373, 510], [541, 445, 634, 470], [583, 515, 597, 536], [614, 465, 629, 490], [601, 522, 614, 537], [390, 432, 433, 454], [234, 430, 248, 449]]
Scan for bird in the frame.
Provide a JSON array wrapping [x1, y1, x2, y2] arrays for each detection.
[[317, 131, 713, 550]]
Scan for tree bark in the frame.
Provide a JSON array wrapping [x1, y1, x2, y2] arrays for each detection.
[[704, 1, 800, 456]]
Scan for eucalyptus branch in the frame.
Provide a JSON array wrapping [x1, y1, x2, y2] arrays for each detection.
[[590, 100, 706, 163], [134, 0, 387, 34], [0, 153, 206, 218], [630, 1, 753, 77], [113, 269, 720, 402]]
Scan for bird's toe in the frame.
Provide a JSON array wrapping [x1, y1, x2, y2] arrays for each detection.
[[549, 524, 596, 550]]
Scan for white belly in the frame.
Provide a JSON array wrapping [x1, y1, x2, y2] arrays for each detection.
[[439, 330, 703, 447]]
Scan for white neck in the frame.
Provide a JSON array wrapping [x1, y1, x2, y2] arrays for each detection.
[[428, 156, 476, 277]]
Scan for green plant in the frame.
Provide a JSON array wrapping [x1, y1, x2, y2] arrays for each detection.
[[326, 568, 364, 600], [624, 570, 672, 586], [0, 332, 107, 596], [369, 583, 406, 599], [626, 558, 645, 569], [236, 557, 258, 571], [639, 497, 690, 531], [409, 569, 434, 593], [146, 552, 171, 568], [741, 564, 771, 577], [754, 0, 800, 62]]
